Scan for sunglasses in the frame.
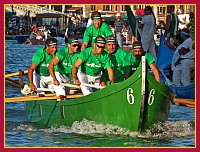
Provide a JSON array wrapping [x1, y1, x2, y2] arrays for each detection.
[[96, 44, 105, 49], [72, 44, 79, 47]]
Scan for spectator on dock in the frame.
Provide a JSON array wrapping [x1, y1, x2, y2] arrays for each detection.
[[138, 6, 157, 60], [7, 19, 13, 34], [187, 12, 195, 40], [114, 13, 126, 49], [171, 32, 183, 86], [174, 28, 194, 86], [160, 5, 179, 38]]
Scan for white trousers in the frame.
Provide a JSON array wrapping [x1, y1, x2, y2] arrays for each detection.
[[181, 59, 194, 86], [33, 71, 70, 96], [77, 71, 101, 96], [172, 70, 182, 86], [141, 34, 156, 60]]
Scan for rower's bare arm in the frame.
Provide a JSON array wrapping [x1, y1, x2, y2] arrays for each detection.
[[48, 56, 60, 85], [72, 58, 82, 85], [28, 62, 37, 91], [150, 63, 161, 83], [124, 72, 129, 80], [81, 42, 88, 51], [107, 67, 115, 84], [163, 15, 171, 30]]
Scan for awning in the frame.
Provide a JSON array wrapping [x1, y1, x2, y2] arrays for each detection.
[[67, 7, 82, 12]]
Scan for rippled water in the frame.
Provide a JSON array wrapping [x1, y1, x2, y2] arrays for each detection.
[[5, 39, 195, 147]]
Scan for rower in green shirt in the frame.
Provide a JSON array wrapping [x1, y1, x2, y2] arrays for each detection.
[[81, 11, 113, 51], [72, 36, 114, 95], [27, 37, 57, 95], [123, 41, 160, 82], [48, 37, 80, 98], [101, 36, 128, 86]]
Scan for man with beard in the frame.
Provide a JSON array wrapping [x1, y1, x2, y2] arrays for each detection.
[[81, 11, 113, 50], [101, 36, 127, 86], [123, 41, 160, 82]]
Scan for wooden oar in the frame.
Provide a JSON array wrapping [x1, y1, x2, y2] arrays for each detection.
[[60, 82, 105, 89], [5, 77, 20, 84], [174, 98, 195, 105], [5, 80, 21, 88], [5, 70, 28, 78], [5, 94, 84, 103], [174, 102, 195, 108], [33, 88, 80, 95], [174, 98, 195, 108]]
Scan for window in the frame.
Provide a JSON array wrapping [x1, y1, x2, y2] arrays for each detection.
[[159, 6, 166, 14], [91, 5, 96, 11], [114, 5, 118, 12], [121, 5, 126, 11], [133, 5, 137, 10], [103, 5, 112, 11]]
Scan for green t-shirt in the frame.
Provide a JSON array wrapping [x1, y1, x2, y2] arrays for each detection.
[[164, 13, 178, 37], [187, 19, 195, 38], [83, 22, 113, 46], [55, 47, 80, 76], [32, 46, 54, 76], [102, 48, 128, 84], [123, 52, 155, 76], [79, 47, 112, 76]]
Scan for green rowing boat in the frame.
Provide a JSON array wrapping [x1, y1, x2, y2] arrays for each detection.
[[24, 57, 173, 132]]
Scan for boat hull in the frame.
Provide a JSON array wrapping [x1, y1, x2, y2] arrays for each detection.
[[28, 38, 45, 45], [25, 61, 173, 132], [169, 82, 195, 99], [16, 35, 29, 43]]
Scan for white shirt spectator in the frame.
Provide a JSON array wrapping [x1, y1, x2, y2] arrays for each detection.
[[180, 37, 194, 59], [86, 18, 92, 28]]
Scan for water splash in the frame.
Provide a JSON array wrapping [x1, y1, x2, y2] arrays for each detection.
[[12, 119, 194, 140], [43, 119, 138, 137], [140, 120, 194, 139]]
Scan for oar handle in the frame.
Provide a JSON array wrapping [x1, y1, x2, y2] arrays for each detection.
[[5, 94, 84, 103], [5, 70, 28, 78], [60, 83, 79, 88], [82, 83, 105, 89], [60, 82, 105, 89]]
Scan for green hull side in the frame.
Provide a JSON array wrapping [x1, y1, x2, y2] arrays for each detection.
[[25, 62, 173, 132], [141, 72, 173, 131]]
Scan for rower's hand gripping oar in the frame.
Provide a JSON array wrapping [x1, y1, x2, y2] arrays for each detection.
[[21, 84, 55, 95], [21, 82, 105, 95]]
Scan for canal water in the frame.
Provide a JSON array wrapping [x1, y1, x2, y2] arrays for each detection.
[[5, 38, 195, 148]]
